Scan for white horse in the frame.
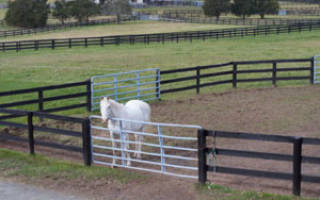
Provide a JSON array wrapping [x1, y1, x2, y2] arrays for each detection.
[[100, 97, 151, 166]]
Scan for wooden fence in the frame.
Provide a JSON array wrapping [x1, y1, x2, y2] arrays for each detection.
[[160, 58, 314, 95], [0, 108, 91, 166], [0, 80, 91, 120], [198, 129, 320, 196], [0, 16, 135, 38], [160, 15, 320, 26], [1, 22, 320, 52]]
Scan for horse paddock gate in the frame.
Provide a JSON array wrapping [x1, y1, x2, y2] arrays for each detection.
[[90, 69, 160, 111], [89, 115, 201, 179]]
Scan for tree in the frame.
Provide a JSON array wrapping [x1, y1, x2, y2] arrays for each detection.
[[69, 0, 100, 23], [231, 0, 255, 19], [253, 0, 279, 19], [202, 0, 230, 20], [5, 0, 49, 28], [52, 0, 71, 24], [102, 0, 132, 23]]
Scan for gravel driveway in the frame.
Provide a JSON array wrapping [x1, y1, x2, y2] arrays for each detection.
[[0, 180, 88, 200]]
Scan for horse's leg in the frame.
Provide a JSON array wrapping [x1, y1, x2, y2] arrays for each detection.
[[125, 133, 131, 166], [110, 131, 117, 167], [135, 128, 143, 160]]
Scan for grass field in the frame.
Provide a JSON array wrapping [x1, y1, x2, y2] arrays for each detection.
[[0, 21, 241, 42], [0, 29, 319, 115]]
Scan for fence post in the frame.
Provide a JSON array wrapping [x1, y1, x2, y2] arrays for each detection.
[[233, 63, 237, 88], [292, 137, 302, 196], [27, 112, 35, 155], [311, 57, 315, 84], [51, 40, 55, 49], [82, 118, 92, 166], [272, 62, 277, 86], [196, 67, 200, 94], [198, 129, 207, 184], [86, 80, 92, 112], [156, 69, 161, 100]]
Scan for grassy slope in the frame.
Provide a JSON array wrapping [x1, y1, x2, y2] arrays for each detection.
[[0, 21, 241, 42], [0, 29, 318, 116], [0, 30, 318, 90], [0, 148, 144, 183]]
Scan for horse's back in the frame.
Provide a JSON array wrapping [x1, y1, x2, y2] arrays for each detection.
[[125, 100, 151, 122]]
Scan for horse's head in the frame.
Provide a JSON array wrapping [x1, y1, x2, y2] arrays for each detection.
[[100, 96, 113, 123]]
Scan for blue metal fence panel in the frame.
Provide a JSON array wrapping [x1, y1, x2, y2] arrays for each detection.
[[91, 68, 160, 111]]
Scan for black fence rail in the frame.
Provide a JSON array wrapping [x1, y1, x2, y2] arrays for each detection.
[[0, 16, 135, 38], [1, 22, 320, 52], [0, 108, 91, 166], [160, 58, 314, 95], [0, 80, 91, 119], [160, 15, 320, 26], [198, 129, 320, 196]]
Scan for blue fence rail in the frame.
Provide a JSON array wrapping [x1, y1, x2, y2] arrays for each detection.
[[90, 68, 160, 111]]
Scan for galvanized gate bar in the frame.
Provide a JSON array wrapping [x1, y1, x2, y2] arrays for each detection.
[[90, 69, 160, 111], [89, 115, 201, 179]]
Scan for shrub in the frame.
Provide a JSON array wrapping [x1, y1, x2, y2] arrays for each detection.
[[5, 0, 49, 28]]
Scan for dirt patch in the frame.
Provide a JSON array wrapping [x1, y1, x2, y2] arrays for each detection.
[[1, 85, 320, 199]]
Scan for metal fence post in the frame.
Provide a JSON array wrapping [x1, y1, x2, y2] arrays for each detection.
[[158, 124, 166, 173], [198, 129, 207, 184], [27, 112, 35, 155], [82, 118, 92, 166]]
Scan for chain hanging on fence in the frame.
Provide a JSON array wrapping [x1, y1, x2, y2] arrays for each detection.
[[207, 131, 217, 175]]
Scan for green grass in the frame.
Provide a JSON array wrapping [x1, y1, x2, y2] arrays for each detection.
[[197, 184, 320, 200], [0, 29, 319, 116], [0, 21, 242, 41], [0, 148, 145, 183]]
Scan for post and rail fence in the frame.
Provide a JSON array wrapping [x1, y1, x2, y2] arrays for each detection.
[[197, 129, 320, 196], [0, 108, 92, 166], [1, 22, 320, 52]]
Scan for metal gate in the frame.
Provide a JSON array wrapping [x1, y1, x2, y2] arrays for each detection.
[[90, 69, 160, 111], [314, 55, 320, 84], [89, 115, 201, 179]]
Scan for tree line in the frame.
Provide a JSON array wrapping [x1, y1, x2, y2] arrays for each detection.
[[5, 0, 131, 28], [203, 0, 280, 19]]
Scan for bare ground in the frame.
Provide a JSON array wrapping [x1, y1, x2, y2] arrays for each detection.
[[1, 85, 320, 199]]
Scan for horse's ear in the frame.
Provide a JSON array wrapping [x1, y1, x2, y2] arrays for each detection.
[[106, 96, 110, 100], [100, 96, 104, 101]]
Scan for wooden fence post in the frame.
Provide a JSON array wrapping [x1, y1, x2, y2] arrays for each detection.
[[27, 112, 35, 155], [196, 67, 200, 94], [233, 63, 237, 88], [272, 62, 277, 86], [86, 80, 92, 112], [156, 69, 161, 100], [292, 137, 303, 196], [198, 129, 207, 184], [82, 118, 92, 166], [311, 57, 315, 84]]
